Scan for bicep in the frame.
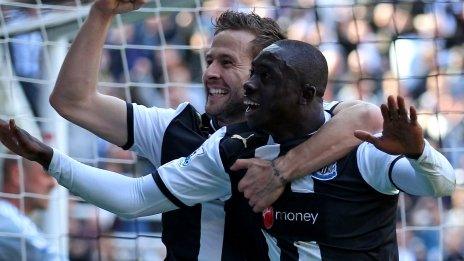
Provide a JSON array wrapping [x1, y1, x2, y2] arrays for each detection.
[[62, 94, 128, 146]]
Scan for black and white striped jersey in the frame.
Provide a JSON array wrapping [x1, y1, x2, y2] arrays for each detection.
[[121, 101, 339, 260], [122, 102, 225, 260], [153, 104, 453, 260], [120, 102, 342, 260]]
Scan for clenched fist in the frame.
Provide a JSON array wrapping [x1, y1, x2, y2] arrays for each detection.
[[93, 0, 148, 15]]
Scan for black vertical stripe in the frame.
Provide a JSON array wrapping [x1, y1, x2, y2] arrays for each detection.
[[388, 156, 405, 192], [159, 105, 208, 260], [222, 124, 270, 261], [121, 103, 134, 150], [277, 238, 299, 261]]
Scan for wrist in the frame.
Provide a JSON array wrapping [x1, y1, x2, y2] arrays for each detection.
[[270, 159, 288, 186], [37, 145, 54, 170], [405, 140, 425, 160], [90, 4, 115, 20], [273, 154, 298, 182]]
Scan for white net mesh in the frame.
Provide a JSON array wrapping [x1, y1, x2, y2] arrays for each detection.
[[0, 0, 463, 260]]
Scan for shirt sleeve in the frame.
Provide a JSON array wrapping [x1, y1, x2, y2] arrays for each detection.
[[357, 139, 456, 196], [48, 149, 177, 218], [154, 127, 232, 207], [323, 100, 340, 115], [122, 102, 190, 167]]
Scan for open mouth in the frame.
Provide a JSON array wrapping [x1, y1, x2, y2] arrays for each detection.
[[244, 99, 260, 112], [208, 88, 228, 97]]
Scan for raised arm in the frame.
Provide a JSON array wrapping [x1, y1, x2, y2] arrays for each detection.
[[231, 100, 383, 212], [49, 0, 145, 146]]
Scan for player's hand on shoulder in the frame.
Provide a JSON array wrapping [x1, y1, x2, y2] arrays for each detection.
[[93, 0, 147, 15], [0, 119, 53, 168], [354, 95, 425, 158]]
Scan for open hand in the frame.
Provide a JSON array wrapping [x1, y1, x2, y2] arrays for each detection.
[[93, 0, 147, 15], [230, 158, 286, 213], [354, 95, 425, 158], [0, 119, 53, 168]]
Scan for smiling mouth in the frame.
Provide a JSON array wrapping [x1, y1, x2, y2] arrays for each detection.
[[244, 99, 260, 112], [208, 88, 228, 97]]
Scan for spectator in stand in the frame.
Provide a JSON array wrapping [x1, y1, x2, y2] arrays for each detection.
[[0, 156, 58, 260]]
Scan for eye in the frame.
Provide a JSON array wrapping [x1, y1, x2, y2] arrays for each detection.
[[261, 71, 271, 81], [205, 58, 212, 67], [249, 69, 255, 76], [221, 59, 232, 66]]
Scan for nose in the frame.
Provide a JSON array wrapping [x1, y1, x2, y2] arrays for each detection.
[[204, 61, 220, 81], [243, 79, 256, 96]]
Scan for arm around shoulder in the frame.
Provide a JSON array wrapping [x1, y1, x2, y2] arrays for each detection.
[[276, 100, 382, 181]]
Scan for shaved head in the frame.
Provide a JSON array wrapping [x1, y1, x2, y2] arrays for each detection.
[[261, 40, 328, 97]]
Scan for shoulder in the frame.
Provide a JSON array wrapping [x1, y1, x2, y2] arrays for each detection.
[[323, 100, 341, 115], [131, 102, 196, 120], [219, 123, 269, 169], [0, 201, 24, 233]]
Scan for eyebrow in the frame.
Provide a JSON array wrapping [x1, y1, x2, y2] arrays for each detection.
[[253, 55, 280, 71], [205, 52, 236, 61]]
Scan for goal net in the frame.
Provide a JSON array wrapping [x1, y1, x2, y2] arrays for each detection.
[[0, 0, 463, 260]]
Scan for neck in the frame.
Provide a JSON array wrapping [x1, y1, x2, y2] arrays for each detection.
[[271, 105, 325, 144], [215, 114, 246, 127]]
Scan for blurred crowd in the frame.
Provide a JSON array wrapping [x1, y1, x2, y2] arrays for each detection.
[[1, 0, 464, 260]]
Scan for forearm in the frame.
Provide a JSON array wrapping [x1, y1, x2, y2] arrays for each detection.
[[277, 102, 382, 181], [48, 149, 176, 218], [51, 7, 112, 105], [393, 141, 456, 197]]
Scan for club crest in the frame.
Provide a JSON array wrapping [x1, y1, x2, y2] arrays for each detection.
[[312, 163, 338, 181], [179, 147, 205, 167]]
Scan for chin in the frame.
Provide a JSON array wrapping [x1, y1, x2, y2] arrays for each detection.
[[205, 104, 219, 115], [246, 119, 262, 131]]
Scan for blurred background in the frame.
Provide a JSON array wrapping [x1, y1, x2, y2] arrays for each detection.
[[0, 0, 463, 260]]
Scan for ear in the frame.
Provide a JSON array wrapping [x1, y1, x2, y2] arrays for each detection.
[[300, 84, 316, 104]]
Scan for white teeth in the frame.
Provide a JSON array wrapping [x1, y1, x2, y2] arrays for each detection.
[[209, 88, 227, 95], [244, 100, 260, 106]]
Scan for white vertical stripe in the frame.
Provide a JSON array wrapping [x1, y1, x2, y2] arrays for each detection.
[[255, 144, 280, 160], [291, 175, 315, 193], [262, 231, 281, 261], [198, 200, 226, 261], [295, 241, 322, 260]]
